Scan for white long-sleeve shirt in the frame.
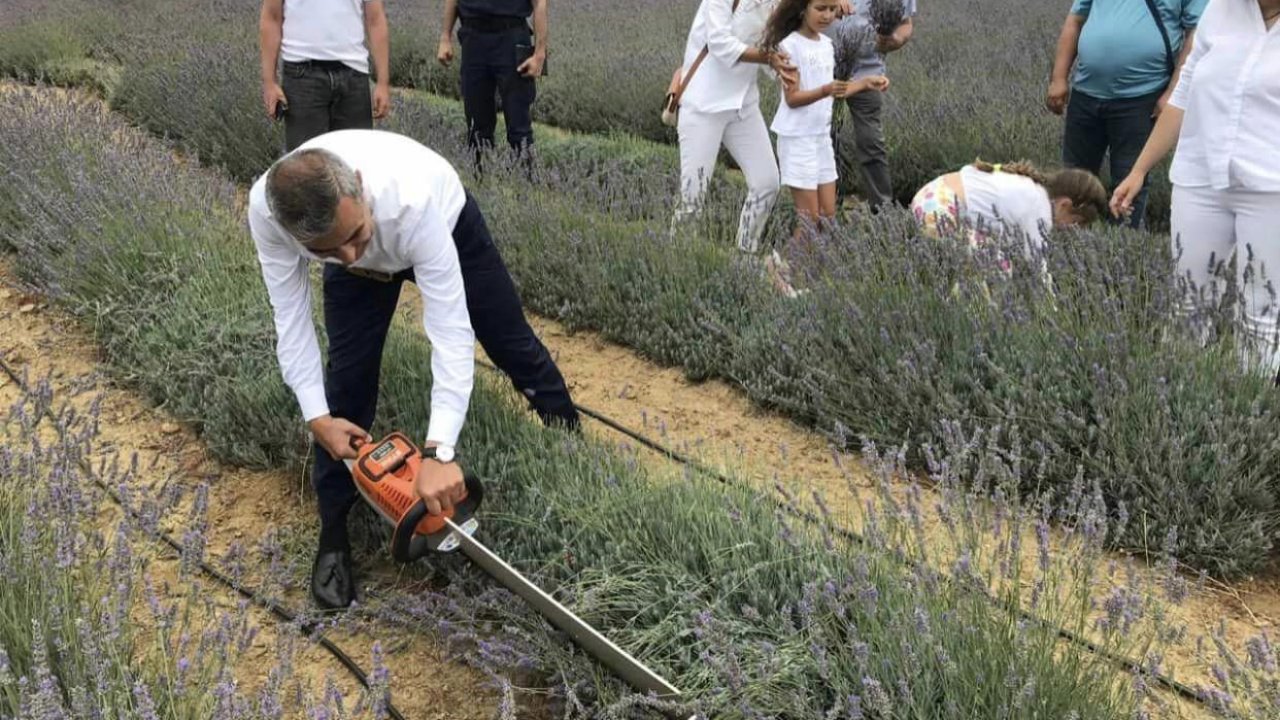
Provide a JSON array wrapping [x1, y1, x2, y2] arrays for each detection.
[[1168, 0, 1280, 191], [679, 0, 777, 114], [247, 130, 474, 447]]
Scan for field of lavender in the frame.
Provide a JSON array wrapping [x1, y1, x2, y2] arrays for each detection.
[[0, 0, 1276, 575], [0, 83, 1223, 719], [380, 0, 1173, 222]]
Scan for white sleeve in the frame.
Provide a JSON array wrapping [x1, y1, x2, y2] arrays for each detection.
[[705, 0, 750, 66], [408, 209, 476, 448], [249, 207, 330, 422], [1168, 9, 1211, 111]]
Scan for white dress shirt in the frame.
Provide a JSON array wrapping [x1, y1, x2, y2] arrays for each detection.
[[1168, 0, 1280, 191], [281, 0, 375, 75], [679, 0, 777, 114], [248, 130, 474, 447]]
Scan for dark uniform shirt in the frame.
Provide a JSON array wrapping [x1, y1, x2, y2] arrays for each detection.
[[457, 0, 532, 18]]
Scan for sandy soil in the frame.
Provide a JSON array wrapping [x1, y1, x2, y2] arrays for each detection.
[[513, 311, 1279, 719], [0, 269, 504, 720]]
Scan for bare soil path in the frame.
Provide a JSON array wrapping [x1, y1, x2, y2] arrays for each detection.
[[0, 265, 503, 720]]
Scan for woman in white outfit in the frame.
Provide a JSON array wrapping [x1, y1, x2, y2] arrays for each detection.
[[1112, 0, 1280, 377], [673, 0, 850, 255]]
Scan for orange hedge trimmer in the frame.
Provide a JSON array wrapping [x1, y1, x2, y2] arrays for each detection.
[[346, 431, 687, 704]]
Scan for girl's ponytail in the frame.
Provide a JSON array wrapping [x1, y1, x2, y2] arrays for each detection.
[[974, 159, 1108, 226]]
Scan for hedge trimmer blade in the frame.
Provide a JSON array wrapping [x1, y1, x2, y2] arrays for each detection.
[[344, 433, 686, 703]]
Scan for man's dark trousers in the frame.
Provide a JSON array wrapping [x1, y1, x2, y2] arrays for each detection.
[[1062, 88, 1162, 230], [281, 60, 373, 152], [311, 193, 580, 534], [457, 18, 536, 157], [835, 90, 894, 210]]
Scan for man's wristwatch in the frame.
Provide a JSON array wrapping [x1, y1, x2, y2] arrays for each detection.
[[423, 444, 456, 464]]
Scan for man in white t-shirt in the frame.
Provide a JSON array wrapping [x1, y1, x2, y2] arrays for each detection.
[[259, 0, 392, 152], [249, 129, 580, 610]]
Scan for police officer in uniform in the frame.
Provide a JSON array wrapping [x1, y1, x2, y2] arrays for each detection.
[[436, 0, 547, 163]]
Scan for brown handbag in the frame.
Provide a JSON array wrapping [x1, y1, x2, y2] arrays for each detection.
[[662, 0, 741, 127]]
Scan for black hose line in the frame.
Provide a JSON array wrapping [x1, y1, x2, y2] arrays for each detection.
[[476, 359, 1209, 707], [0, 356, 408, 720]]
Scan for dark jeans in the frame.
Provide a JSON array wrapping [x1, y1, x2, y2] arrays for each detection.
[[834, 90, 893, 209], [311, 193, 579, 531], [1062, 88, 1161, 230], [280, 60, 373, 152], [458, 24, 536, 157]]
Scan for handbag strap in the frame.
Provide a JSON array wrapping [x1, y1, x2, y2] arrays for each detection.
[[1140, 0, 1176, 76], [674, 0, 743, 106]]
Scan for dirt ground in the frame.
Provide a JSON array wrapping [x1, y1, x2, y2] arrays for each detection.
[[0, 268, 504, 720], [512, 311, 1279, 719]]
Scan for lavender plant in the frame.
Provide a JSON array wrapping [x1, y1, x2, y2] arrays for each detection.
[[868, 0, 907, 38], [830, 16, 876, 81], [0, 0, 1262, 571], [0, 84, 1207, 718]]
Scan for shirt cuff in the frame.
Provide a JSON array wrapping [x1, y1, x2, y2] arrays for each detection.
[[296, 384, 331, 423], [426, 405, 466, 448]]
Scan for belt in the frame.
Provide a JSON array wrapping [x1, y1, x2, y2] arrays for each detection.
[[345, 266, 396, 283], [283, 59, 352, 71], [459, 15, 529, 32]]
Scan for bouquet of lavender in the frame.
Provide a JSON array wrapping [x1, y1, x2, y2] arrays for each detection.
[[831, 16, 876, 80], [869, 0, 906, 37]]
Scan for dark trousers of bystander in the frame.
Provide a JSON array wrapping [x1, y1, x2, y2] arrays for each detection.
[[1062, 88, 1162, 230], [834, 89, 894, 210], [457, 20, 536, 164], [280, 60, 373, 152], [310, 193, 580, 543]]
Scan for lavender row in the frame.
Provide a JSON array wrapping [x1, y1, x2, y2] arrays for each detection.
[[0, 81, 1223, 718], [0, 0, 1266, 572]]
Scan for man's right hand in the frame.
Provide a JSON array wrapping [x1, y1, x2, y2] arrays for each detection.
[[1046, 78, 1069, 116], [437, 38, 454, 66], [263, 82, 288, 120], [309, 415, 371, 461]]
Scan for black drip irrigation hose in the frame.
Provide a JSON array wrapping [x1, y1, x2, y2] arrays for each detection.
[[476, 359, 1211, 707], [0, 356, 408, 720]]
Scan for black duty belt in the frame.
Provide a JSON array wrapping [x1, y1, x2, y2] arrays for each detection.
[[283, 59, 352, 71], [459, 15, 529, 32]]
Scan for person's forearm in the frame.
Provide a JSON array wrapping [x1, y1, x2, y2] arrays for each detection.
[[1050, 16, 1083, 83], [367, 12, 390, 85], [531, 0, 548, 56], [1166, 28, 1195, 94], [439, 0, 458, 40], [785, 86, 831, 108], [740, 47, 776, 65], [259, 4, 283, 85], [1131, 106, 1184, 176]]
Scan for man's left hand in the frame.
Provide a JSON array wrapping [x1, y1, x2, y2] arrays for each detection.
[[876, 33, 904, 54], [837, 0, 854, 16], [373, 83, 391, 119], [517, 52, 545, 78]]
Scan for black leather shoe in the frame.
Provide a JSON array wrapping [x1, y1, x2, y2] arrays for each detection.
[[311, 549, 356, 610]]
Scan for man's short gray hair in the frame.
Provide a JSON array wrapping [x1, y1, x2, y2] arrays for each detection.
[[265, 149, 362, 246]]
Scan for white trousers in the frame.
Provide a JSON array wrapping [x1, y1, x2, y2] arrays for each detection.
[[674, 104, 780, 254], [1171, 184, 1280, 375]]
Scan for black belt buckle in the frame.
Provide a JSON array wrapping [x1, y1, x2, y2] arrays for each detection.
[[346, 266, 395, 283]]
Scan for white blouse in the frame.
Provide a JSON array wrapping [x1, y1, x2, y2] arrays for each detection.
[[679, 0, 777, 114], [1168, 0, 1280, 191]]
